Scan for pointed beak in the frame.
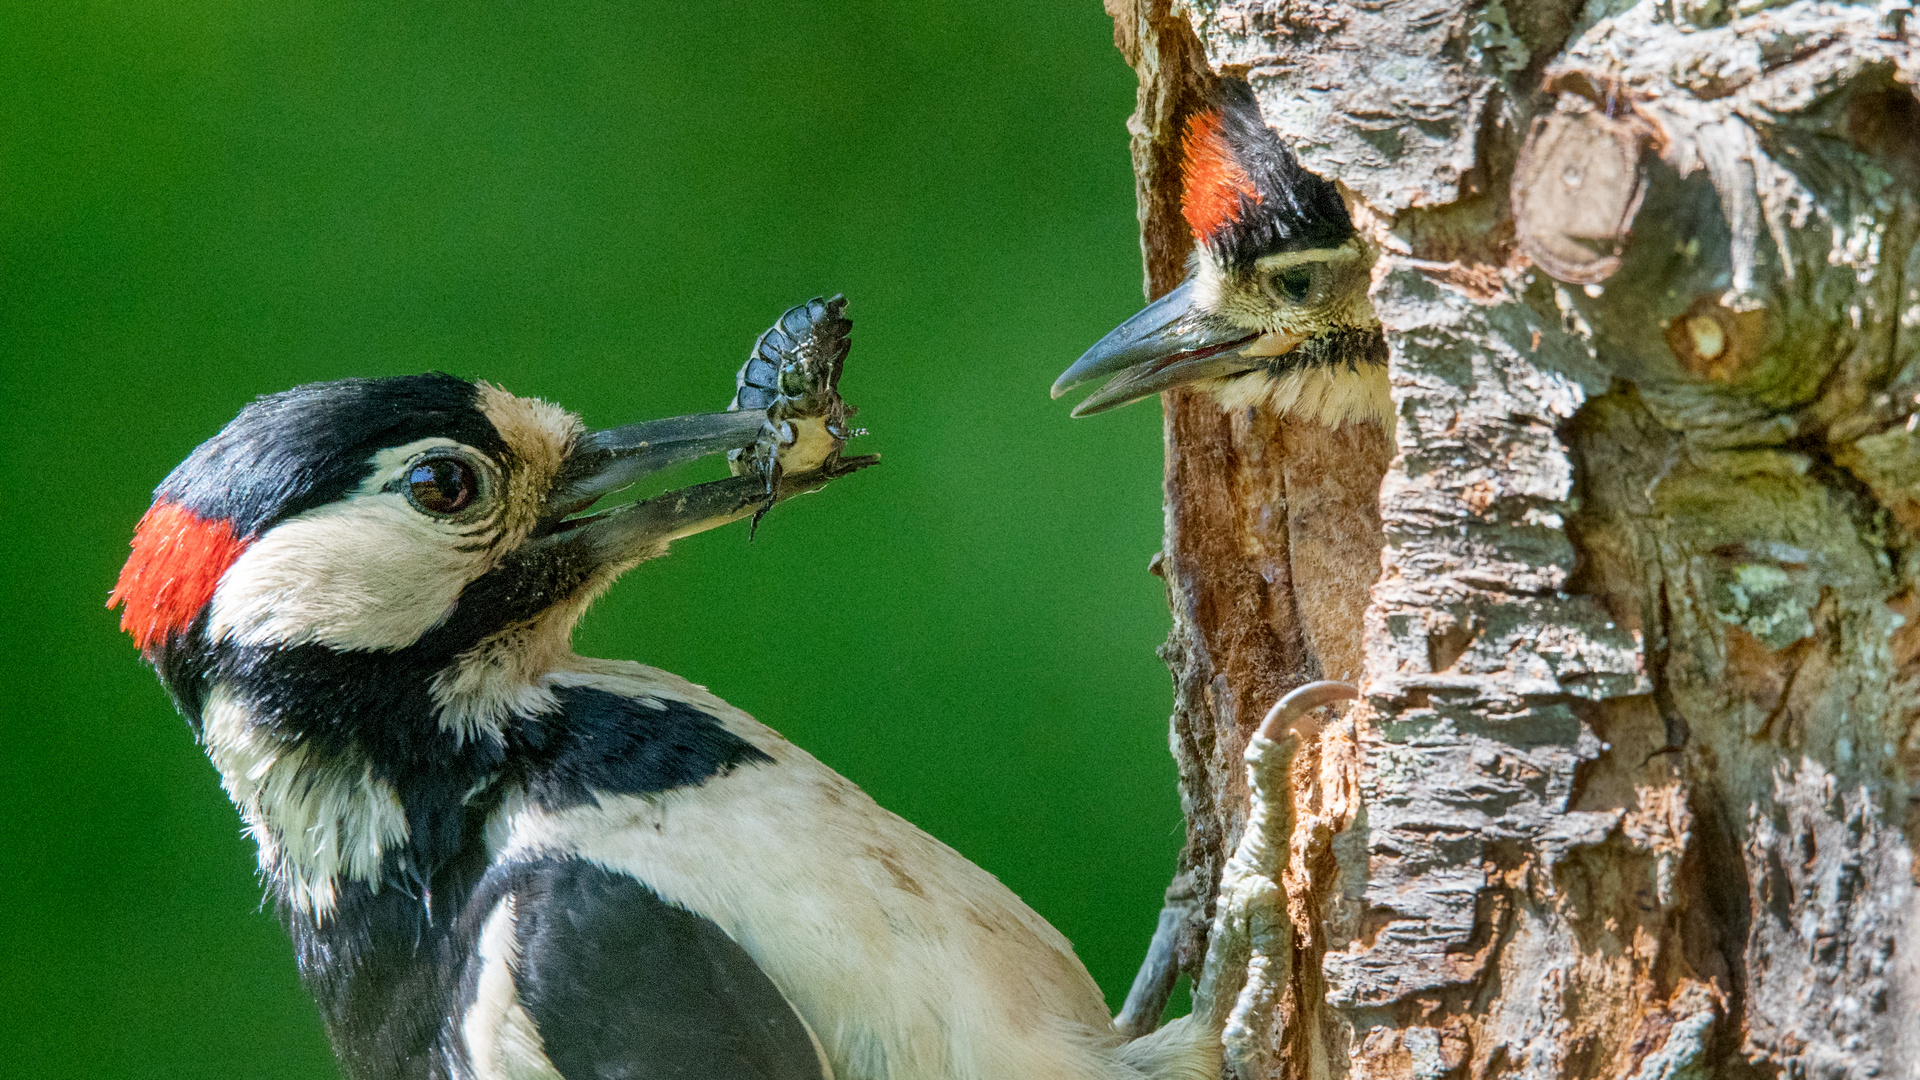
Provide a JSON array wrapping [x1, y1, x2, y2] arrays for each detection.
[[546, 409, 771, 517], [536, 406, 874, 562], [1052, 276, 1278, 416]]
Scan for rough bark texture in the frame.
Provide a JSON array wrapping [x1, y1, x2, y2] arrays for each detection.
[[1107, 0, 1400, 995], [1106, 0, 1920, 1076]]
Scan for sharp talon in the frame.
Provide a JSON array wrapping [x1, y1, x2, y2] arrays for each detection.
[[1256, 680, 1358, 742]]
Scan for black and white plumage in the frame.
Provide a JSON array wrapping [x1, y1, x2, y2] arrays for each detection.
[[112, 305, 1221, 1080], [1052, 79, 1389, 425]]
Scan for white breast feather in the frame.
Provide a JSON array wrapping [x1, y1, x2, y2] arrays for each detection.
[[488, 660, 1147, 1080], [460, 896, 566, 1080]]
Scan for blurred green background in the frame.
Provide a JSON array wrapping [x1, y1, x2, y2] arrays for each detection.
[[0, 2, 1177, 1075]]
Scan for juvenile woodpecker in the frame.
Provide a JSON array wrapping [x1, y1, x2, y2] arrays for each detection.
[[111, 299, 1225, 1080], [1053, 79, 1388, 424]]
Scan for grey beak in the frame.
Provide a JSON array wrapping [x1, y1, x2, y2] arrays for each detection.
[[1052, 275, 1265, 416], [549, 410, 771, 513], [538, 407, 875, 561]]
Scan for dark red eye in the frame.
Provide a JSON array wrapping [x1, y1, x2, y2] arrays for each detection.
[[406, 458, 477, 515]]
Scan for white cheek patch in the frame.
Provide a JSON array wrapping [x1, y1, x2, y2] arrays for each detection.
[[208, 492, 495, 652]]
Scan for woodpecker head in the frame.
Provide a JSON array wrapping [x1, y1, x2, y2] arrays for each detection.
[[1053, 79, 1388, 424], [109, 373, 801, 916]]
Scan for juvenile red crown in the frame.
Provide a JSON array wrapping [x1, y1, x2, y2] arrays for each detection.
[[1181, 107, 1262, 241]]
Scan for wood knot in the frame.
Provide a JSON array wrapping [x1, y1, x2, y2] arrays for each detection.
[[1665, 295, 1766, 381], [1512, 96, 1650, 284]]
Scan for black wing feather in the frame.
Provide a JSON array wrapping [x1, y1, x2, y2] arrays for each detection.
[[509, 858, 826, 1080]]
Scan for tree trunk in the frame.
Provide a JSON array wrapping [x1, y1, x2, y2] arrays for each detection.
[[1105, 0, 1920, 1076]]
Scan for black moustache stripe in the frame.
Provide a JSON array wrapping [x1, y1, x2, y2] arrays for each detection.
[[1270, 327, 1389, 374]]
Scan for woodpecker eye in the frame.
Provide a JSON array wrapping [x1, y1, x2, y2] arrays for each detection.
[[405, 458, 478, 516], [1274, 265, 1315, 303]]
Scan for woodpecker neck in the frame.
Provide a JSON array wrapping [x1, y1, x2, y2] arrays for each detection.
[[1202, 357, 1394, 426], [194, 640, 514, 919], [142, 526, 603, 916], [243, 661, 770, 1080]]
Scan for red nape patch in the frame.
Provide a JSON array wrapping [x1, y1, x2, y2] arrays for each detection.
[[1181, 108, 1261, 241], [108, 501, 250, 652]]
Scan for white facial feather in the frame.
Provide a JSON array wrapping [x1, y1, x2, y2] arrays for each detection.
[[1202, 362, 1394, 427], [207, 439, 502, 652], [202, 685, 411, 918]]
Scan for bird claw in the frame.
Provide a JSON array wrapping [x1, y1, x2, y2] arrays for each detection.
[[728, 295, 868, 536], [1153, 681, 1355, 1065], [1254, 680, 1359, 747]]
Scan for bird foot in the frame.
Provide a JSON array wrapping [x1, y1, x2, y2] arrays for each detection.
[[1208, 682, 1355, 1073], [1120, 682, 1357, 1056]]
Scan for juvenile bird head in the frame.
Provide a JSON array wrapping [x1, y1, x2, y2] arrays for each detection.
[[109, 373, 843, 916], [1053, 79, 1388, 424]]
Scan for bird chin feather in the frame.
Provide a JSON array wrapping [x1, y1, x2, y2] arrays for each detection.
[[1201, 362, 1393, 427]]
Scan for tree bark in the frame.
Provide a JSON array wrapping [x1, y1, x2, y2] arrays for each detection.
[[1105, 0, 1920, 1076]]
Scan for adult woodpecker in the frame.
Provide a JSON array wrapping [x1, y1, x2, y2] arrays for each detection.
[[110, 298, 1227, 1080], [1053, 79, 1388, 424]]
